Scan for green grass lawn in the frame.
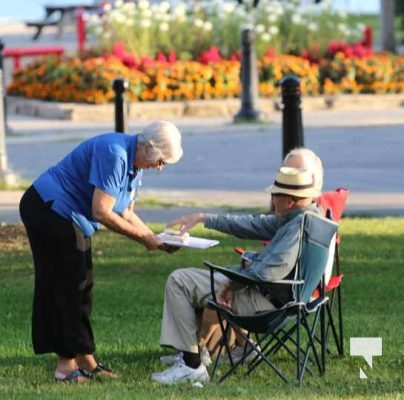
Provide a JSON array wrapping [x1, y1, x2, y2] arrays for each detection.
[[0, 218, 403, 399]]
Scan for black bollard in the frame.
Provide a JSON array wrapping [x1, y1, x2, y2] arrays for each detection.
[[234, 27, 261, 122], [112, 78, 129, 133], [279, 75, 304, 158]]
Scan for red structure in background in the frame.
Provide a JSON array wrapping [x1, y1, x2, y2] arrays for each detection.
[[76, 7, 86, 53], [362, 25, 373, 48]]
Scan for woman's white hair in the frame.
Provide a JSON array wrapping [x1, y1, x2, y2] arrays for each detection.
[[282, 147, 324, 197], [138, 120, 183, 164]]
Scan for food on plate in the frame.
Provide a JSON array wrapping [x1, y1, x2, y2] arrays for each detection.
[[160, 229, 190, 244]]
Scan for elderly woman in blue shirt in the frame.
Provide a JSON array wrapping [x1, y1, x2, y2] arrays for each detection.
[[19, 120, 183, 382]]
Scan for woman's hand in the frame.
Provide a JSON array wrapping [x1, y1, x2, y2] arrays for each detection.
[[217, 280, 233, 308], [157, 243, 181, 253], [166, 212, 205, 235]]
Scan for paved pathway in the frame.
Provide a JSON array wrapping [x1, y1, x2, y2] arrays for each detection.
[[2, 108, 404, 224]]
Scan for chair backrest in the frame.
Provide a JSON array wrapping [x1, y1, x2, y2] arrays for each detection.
[[294, 212, 338, 304], [317, 187, 349, 222]]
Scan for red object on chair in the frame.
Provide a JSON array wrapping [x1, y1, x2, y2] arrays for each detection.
[[315, 187, 349, 356], [317, 187, 349, 222]]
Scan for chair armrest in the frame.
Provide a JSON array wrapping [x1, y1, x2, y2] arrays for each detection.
[[203, 260, 303, 286], [203, 260, 261, 286]]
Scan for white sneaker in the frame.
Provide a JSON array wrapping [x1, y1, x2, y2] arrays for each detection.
[[160, 352, 184, 365], [200, 346, 212, 367], [160, 347, 212, 367], [222, 344, 261, 364], [151, 360, 210, 385]]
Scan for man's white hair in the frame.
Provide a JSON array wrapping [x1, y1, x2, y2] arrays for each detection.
[[282, 147, 324, 197]]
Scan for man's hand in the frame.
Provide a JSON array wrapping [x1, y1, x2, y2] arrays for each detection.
[[217, 280, 233, 308], [166, 212, 205, 235]]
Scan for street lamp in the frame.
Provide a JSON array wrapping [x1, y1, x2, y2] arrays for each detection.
[[234, 0, 262, 122]]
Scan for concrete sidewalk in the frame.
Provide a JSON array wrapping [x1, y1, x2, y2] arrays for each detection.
[[3, 105, 404, 224], [2, 189, 404, 225]]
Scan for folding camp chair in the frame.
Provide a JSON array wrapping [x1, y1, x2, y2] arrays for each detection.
[[205, 211, 338, 384], [234, 187, 349, 357]]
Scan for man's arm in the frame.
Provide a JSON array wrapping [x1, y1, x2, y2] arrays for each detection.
[[168, 212, 278, 241]]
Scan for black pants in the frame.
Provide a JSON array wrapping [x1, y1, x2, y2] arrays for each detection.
[[19, 186, 95, 358]]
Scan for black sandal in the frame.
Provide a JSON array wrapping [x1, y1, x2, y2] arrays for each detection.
[[55, 368, 92, 383], [92, 363, 117, 377]]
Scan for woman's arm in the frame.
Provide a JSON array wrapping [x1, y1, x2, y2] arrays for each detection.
[[92, 188, 167, 251]]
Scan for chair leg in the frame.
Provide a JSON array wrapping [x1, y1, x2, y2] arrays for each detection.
[[299, 311, 323, 383], [320, 299, 326, 375], [336, 285, 344, 356]]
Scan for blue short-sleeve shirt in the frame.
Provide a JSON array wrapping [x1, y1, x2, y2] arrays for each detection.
[[34, 132, 142, 236]]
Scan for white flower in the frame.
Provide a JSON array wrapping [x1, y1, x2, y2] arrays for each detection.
[[268, 14, 278, 23], [193, 18, 204, 28], [138, 0, 150, 11], [173, 4, 187, 18], [256, 24, 265, 34], [110, 10, 126, 24], [160, 22, 169, 32], [356, 22, 366, 32], [87, 13, 100, 26], [261, 32, 271, 42], [291, 14, 302, 25], [114, 0, 124, 9], [140, 18, 152, 28], [307, 22, 318, 32], [159, 1, 170, 13], [223, 2, 236, 13], [337, 23, 348, 34], [142, 9, 152, 18], [203, 21, 213, 31], [268, 25, 279, 36], [122, 2, 135, 13]]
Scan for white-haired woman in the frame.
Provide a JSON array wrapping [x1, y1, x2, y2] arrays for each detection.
[[19, 120, 183, 382]]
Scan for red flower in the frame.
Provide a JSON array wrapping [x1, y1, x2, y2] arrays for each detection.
[[199, 46, 222, 64]]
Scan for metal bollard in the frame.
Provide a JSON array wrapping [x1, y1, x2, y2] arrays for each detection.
[[112, 78, 129, 133], [234, 27, 261, 122], [279, 75, 304, 158]]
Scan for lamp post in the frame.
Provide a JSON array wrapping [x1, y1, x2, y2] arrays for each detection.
[[234, 0, 262, 122], [0, 39, 18, 186]]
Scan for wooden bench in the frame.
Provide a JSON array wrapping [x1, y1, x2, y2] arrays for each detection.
[[3, 46, 65, 72], [25, 4, 100, 41], [25, 17, 62, 41]]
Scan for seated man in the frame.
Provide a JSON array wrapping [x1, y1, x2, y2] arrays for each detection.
[[200, 146, 324, 360], [151, 166, 323, 385]]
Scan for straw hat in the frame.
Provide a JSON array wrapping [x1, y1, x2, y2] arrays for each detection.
[[266, 167, 318, 198]]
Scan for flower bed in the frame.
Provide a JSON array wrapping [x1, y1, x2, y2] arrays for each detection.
[[7, 50, 404, 104]]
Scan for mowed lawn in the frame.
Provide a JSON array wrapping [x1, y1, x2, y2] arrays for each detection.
[[0, 217, 403, 399]]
